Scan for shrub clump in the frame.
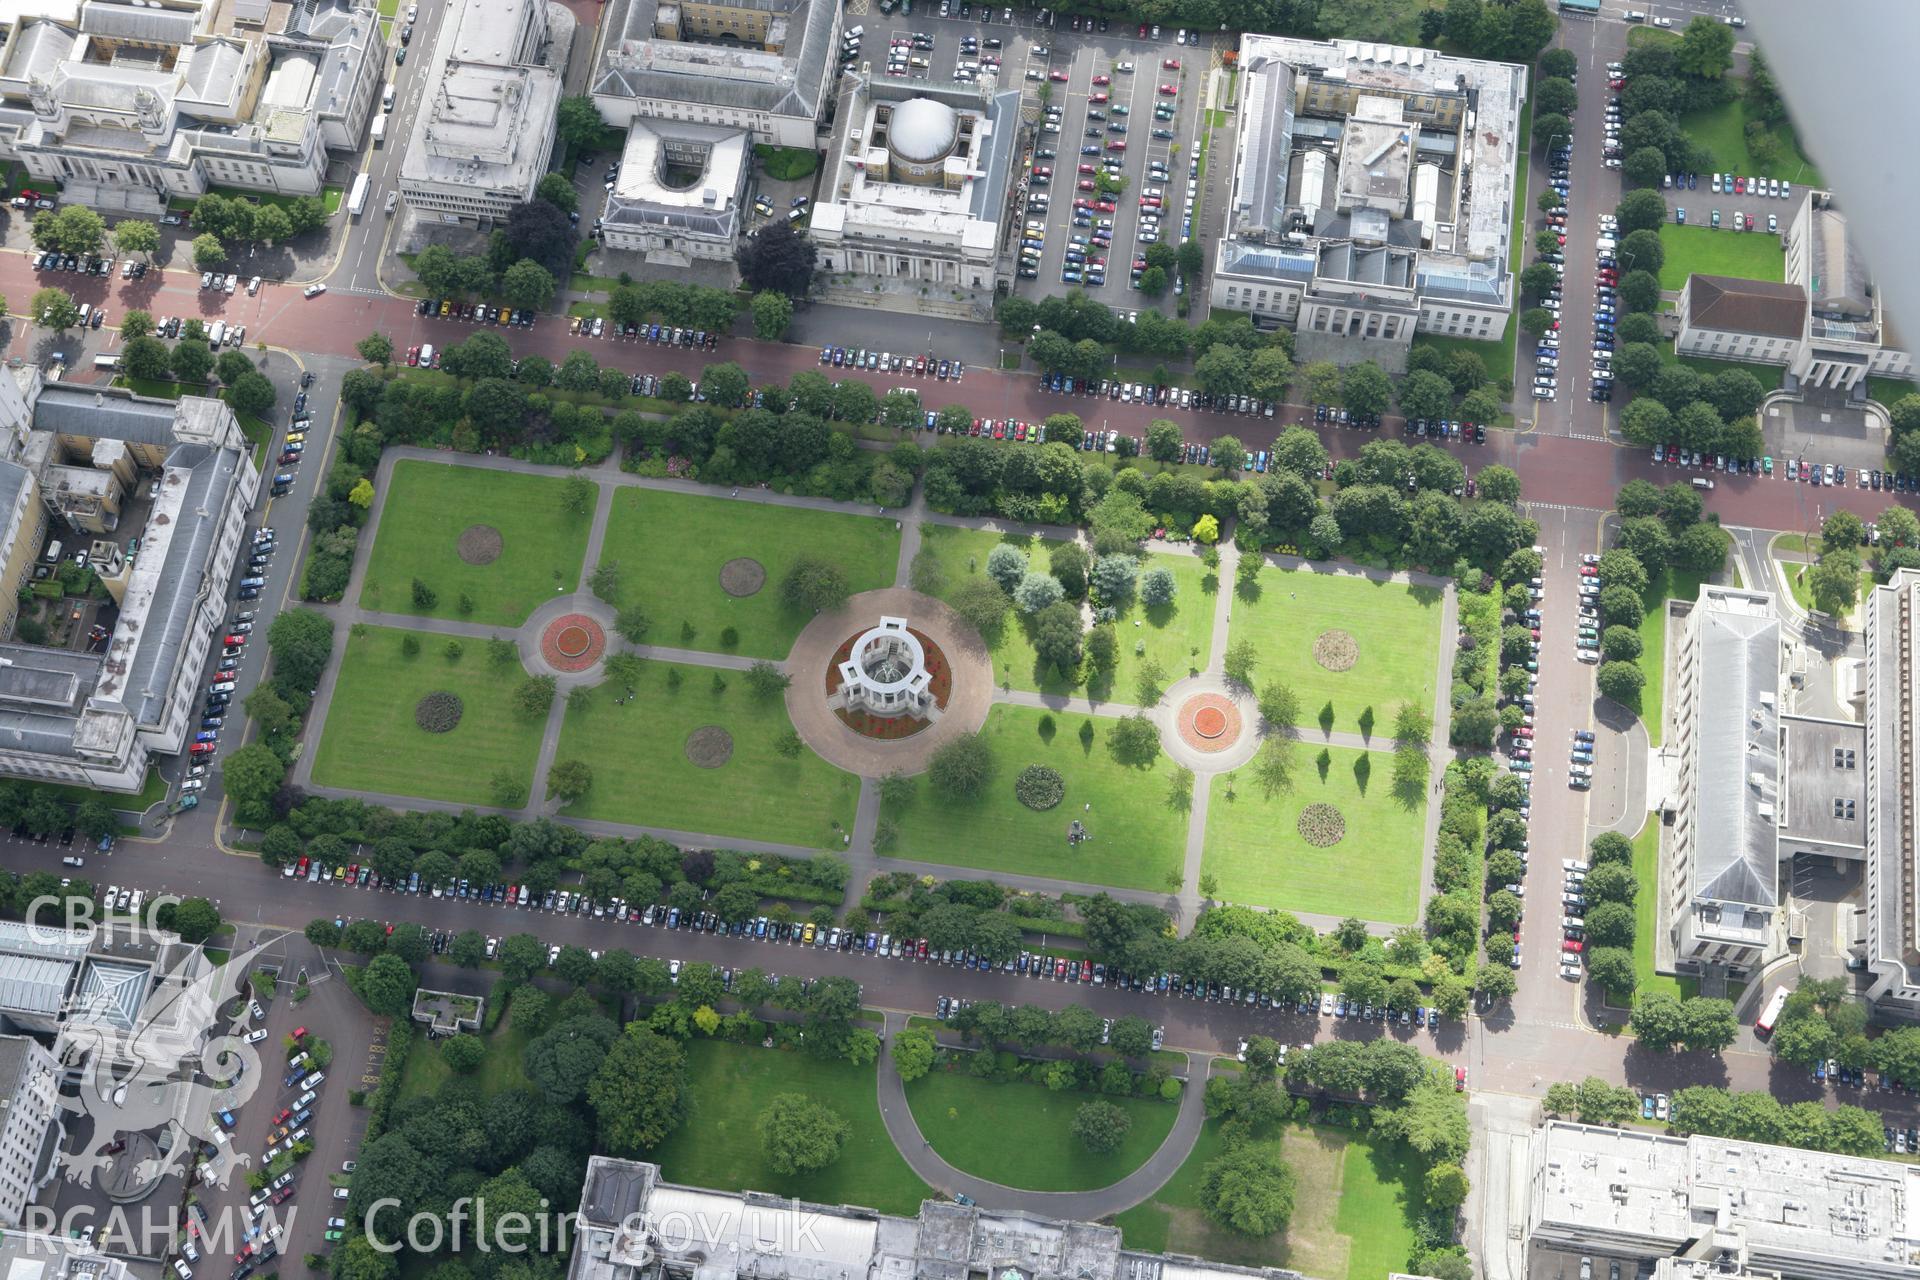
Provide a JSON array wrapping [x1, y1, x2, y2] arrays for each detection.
[[1015, 764, 1065, 811], [414, 692, 464, 733]]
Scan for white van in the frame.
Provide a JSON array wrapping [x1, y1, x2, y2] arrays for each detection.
[[382, 84, 396, 112], [418, 342, 435, 366], [43, 540, 63, 563], [77, 302, 91, 326], [208, 320, 227, 347]]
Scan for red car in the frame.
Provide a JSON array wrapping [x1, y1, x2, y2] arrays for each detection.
[[1514, 726, 1533, 738], [1092, 73, 1110, 85], [1055, 957, 1068, 978], [223, 633, 247, 646], [1096, 200, 1116, 212], [1454, 1067, 1467, 1091], [1563, 939, 1584, 953], [1090, 91, 1108, 103], [917, 938, 929, 957], [191, 742, 217, 755], [273, 1107, 292, 1124], [406, 346, 420, 366], [1163, 58, 1180, 69], [1049, 69, 1068, 82], [346, 863, 358, 881], [1106, 140, 1126, 151], [1137, 22, 1148, 35], [1078, 163, 1095, 174], [1078, 179, 1096, 191], [1158, 83, 1177, 95], [1579, 565, 1599, 577]]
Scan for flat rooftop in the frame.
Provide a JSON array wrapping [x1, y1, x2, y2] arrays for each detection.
[[1534, 1121, 1920, 1271], [1780, 712, 1867, 853]]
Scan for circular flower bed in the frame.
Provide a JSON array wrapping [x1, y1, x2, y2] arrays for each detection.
[[720, 557, 767, 597], [1313, 629, 1359, 672], [538, 614, 605, 673], [1297, 803, 1347, 847], [685, 726, 734, 768], [414, 691, 464, 733], [1015, 764, 1065, 810], [457, 525, 503, 566], [1175, 692, 1242, 754]]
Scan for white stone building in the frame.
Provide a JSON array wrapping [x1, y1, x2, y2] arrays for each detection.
[[0, 1034, 60, 1228], [598, 119, 746, 264], [0, 0, 382, 213], [1675, 192, 1913, 392], [589, 0, 839, 150], [1211, 36, 1527, 370], [398, 0, 565, 223], [809, 77, 1020, 293], [1858, 568, 1920, 1014], [0, 370, 258, 792], [833, 617, 933, 719]]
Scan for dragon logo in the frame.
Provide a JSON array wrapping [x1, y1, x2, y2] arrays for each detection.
[[53, 933, 289, 1192]]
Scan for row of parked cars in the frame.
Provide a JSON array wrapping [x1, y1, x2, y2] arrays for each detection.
[[415, 297, 539, 326], [820, 346, 962, 378], [34, 250, 143, 279]]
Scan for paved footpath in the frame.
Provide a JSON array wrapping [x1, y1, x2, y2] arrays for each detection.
[[875, 1012, 1215, 1217]]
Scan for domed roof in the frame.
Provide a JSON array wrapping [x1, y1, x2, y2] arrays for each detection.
[[889, 98, 958, 164]]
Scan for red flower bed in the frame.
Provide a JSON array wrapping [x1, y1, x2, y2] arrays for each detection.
[[540, 614, 605, 672]]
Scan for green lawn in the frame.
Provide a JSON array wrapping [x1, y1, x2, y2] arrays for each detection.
[[1681, 94, 1823, 189], [1112, 1118, 1424, 1280], [597, 489, 899, 660], [1868, 376, 1917, 408], [1201, 745, 1427, 925], [1773, 557, 1874, 623], [556, 657, 858, 848], [396, 1002, 534, 1102], [879, 704, 1188, 891], [1226, 565, 1443, 737], [359, 461, 592, 627], [914, 526, 1216, 697], [1410, 332, 1516, 403], [309, 625, 545, 806], [1631, 568, 1706, 745], [1656, 224, 1785, 292], [904, 1068, 1181, 1191], [1629, 818, 1694, 1002], [41, 770, 167, 811], [646, 1039, 932, 1215]]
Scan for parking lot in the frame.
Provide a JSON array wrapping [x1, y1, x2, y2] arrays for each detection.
[[859, 6, 1217, 311]]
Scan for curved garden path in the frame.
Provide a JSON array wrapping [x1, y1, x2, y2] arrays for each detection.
[[874, 1011, 1215, 1217]]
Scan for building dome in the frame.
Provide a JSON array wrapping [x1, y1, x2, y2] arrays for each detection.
[[889, 97, 958, 165]]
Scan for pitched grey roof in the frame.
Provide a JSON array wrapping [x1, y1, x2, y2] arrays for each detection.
[[75, 958, 148, 1030], [1685, 274, 1806, 339], [594, 0, 835, 120], [969, 86, 1020, 226], [7, 21, 77, 83], [79, 1, 197, 44], [33, 385, 179, 447], [1691, 604, 1781, 907], [0, 460, 30, 524], [118, 443, 242, 728], [0, 953, 73, 1017]]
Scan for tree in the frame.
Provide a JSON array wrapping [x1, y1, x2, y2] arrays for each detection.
[[1198, 1144, 1296, 1236], [735, 219, 817, 296], [700, 361, 750, 408], [1014, 569, 1066, 613], [758, 1093, 850, 1174], [30, 287, 78, 330], [1586, 947, 1636, 995], [1090, 554, 1138, 605], [1398, 370, 1454, 424], [750, 289, 794, 341], [1223, 638, 1258, 688], [589, 1027, 689, 1152], [1596, 660, 1645, 703], [502, 198, 577, 277], [890, 1026, 936, 1082], [500, 259, 557, 311], [781, 555, 851, 614], [223, 743, 286, 816], [1624, 146, 1669, 190], [226, 371, 277, 418], [556, 94, 615, 154], [356, 332, 394, 366], [1137, 266, 1168, 296], [1138, 566, 1176, 608], [1072, 1099, 1134, 1152], [170, 338, 214, 384], [1620, 270, 1662, 314], [1533, 77, 1577, 118], [547, 759, 593, 803], [358, 954, 417, 1017], [1615, 188, 1669, 235], [949, 579, 1009, 634], [1425, 1162, 1470, 1210], [161, 897, 221, 943], [1676, 14, 1736, 78], [1145, 419, 1183, 462], [929, 733, 994, 800], [112, 219, 159, 260], [1342, 362, 1392, 419], [1808, 552, 1862, 614], [192, 232, 227, 271], [1108, 713, 1161, 767], [120, 335, 172, 381]]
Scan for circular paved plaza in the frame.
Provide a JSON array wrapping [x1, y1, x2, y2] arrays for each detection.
[[785, 587, 992, 775]]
